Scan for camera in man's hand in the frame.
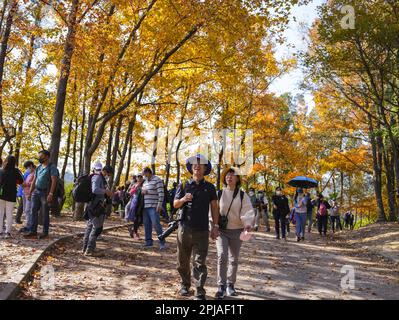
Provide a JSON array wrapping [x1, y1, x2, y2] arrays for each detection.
[[158, 220, 179, 242]]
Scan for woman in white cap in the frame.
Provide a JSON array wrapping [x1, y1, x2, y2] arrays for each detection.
[[215, 167, 255, 299]]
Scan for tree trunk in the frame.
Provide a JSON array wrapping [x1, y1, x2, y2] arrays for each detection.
[[110, 115, 123, 190], [124, 124, 134, 184], [340, 171, 344, 207], [216, 148, 224, 190], [78, 90, 86, 177], [114, 116, 136, 188], [383, 143, 397, 221], [72, 116, 78, 179], [61, 118, 73, 180], [106, 122, 114, 166], [0, 0, 18, 149], [175, 140, 182, 184], [368, 113, 386, 222], [15, 7, 38, 165], [151, 109, 160, 175], [164, 125, 171, 189], [49, 0, 79, 166]]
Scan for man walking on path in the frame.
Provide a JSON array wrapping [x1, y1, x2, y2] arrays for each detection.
[[272, 187, 290, 239], [25, 150, 59, 239], [174, 154, 219, 300], [83, 162, 113, 256], [142, 167, 166, 250]]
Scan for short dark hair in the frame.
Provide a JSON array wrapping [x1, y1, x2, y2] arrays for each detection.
[[143, 167, 152, 174], [102, 165, 113, 174], [23, 161, 35, 169], [223, 168, 241, 186], [4, 155, 16, 171], [39, 150, 50, 157]]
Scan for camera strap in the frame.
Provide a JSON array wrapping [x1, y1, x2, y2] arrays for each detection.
[[222, 187, 239, 218]]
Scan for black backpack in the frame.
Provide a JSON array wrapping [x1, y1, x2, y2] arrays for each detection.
[[72, 174, 95, 203]]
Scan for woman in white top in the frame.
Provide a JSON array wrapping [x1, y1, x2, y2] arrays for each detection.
[[215, 167, 255, 299]]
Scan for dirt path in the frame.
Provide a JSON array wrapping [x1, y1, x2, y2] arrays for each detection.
[[0, 212, 125, 295], [17, 221, 399, 300]]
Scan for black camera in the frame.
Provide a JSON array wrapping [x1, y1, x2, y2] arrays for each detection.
[[158, 220, 180, 242], [158, 209, 184, 241]]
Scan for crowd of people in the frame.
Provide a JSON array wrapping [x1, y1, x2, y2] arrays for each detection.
[[0, 151, 356, 300]]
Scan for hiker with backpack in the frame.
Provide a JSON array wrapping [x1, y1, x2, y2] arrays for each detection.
[[24, 150, 60, 240], [272, 187, 290, 240], [82, 162, 114, 256], [293, 188, 308, 242], [316, 194, 331, 236], [214, 167, 254, 299], [174, 154, 219, 300], [125, 174, 145, 239], [0, 155, 24, 239]]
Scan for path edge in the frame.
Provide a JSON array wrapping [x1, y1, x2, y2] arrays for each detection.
[[1, 222, 132, 300]]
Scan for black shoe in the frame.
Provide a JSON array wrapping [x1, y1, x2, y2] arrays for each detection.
[[301, 237, 305, 241], [276, 235, 280, 239], [194, 294, 206, 300], [179, 286, 190, 297], [226, 284, 237, 297], [38, 233, 49, 239], [24, 232, 38, 239], [15, 220, 22, 224], [214, 285, 226, 300], [297, 236, 301, 242], [18, 227, 29, 233], [254, 227, 258, 232]]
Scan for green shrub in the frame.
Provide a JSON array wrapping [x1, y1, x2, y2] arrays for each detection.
[[64, 182, 74, 210]]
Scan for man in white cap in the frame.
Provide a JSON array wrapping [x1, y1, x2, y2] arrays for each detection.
[[173, 154, 219, 300], [82, 161, 113, 256]]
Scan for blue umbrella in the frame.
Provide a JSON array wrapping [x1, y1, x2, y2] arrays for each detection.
[[288, 176, 318, 188]]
